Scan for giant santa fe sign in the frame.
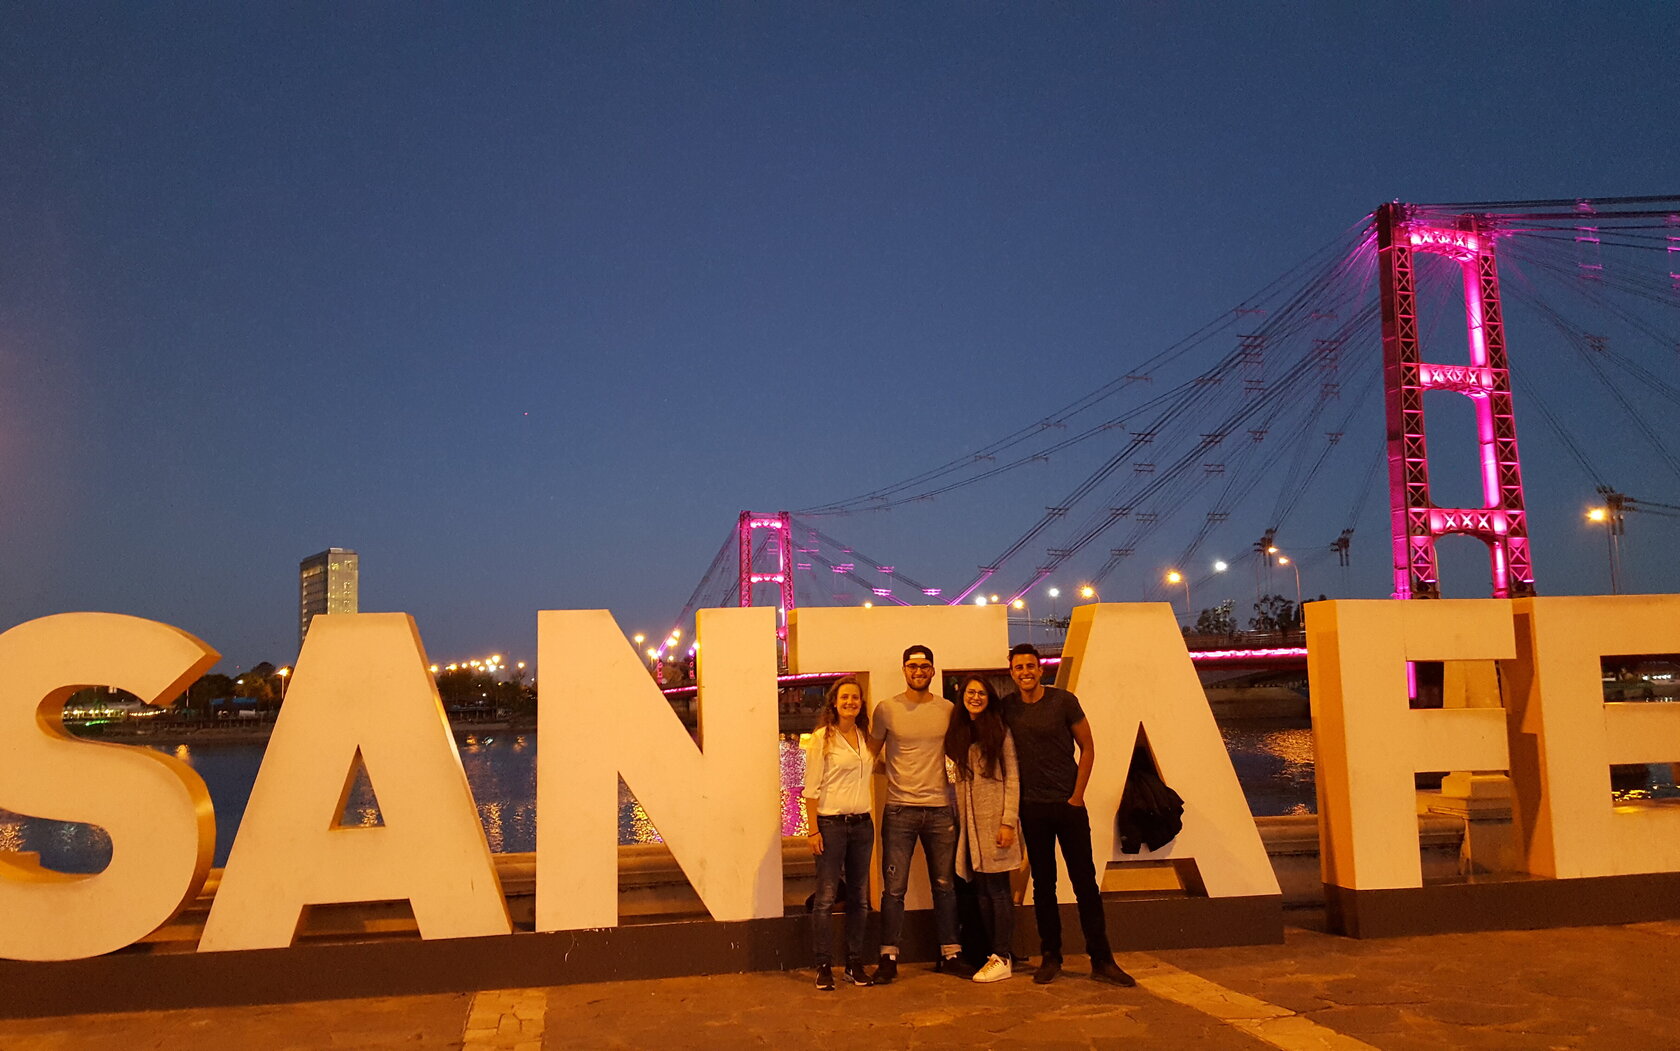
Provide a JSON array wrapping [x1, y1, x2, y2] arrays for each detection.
[[3, 595, 1680, 962]]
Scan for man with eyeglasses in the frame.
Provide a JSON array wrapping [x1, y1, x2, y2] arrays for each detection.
[[869, 644, 963, 982]]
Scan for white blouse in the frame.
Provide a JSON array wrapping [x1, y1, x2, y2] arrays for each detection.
[[801, 724, 877, 816]]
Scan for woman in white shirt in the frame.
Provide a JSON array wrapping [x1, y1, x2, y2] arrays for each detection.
[[802, 675, 880, 991]]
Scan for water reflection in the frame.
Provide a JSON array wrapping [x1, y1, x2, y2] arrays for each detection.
[[10, 724, 1678, 874], [1222, 722, 1317, 817]]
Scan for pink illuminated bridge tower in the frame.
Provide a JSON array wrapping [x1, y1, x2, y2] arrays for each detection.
[[1376, 202, 1535, 600], [737, 511, 796, 642]]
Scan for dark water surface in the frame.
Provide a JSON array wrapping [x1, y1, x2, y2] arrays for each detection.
[[3, 725, 1321, 874]]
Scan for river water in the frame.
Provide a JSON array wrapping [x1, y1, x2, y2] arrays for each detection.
[[1, 724, 1320, 874]]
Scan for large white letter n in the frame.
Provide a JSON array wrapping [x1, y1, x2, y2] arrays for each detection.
[[536, 607, 781, 931]]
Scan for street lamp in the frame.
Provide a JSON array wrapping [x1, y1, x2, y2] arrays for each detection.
[[1164, 570, 1190, 618], [1011, 597, 1032, 643], [1276, 555, 1303, 609], [1079, 584, 1096, 601], [1586, 503, 1623, 594], [277, 666, 290, 701]]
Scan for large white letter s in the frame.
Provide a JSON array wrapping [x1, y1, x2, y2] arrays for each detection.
[[0, 613, 218, 961]]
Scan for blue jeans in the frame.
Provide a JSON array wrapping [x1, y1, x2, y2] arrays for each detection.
[[971, 870, 1015, 958], [879, 803, 960, 958], [811, 813, 875, 966]]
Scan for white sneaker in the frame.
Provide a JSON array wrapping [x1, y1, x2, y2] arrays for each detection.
[[972, 954, 1013, 983]]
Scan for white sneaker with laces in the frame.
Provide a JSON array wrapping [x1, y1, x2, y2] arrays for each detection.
[[972, 954, 1013, 983]]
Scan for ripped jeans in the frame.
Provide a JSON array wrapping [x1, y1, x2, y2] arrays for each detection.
[[878, 803, 960, 958]]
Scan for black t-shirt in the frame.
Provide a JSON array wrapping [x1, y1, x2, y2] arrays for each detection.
[[1000, 686, 1087, 804]]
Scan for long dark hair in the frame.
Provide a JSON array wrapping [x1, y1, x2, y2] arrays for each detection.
[[945, 674, 1005, 781], [814, 675, 869, 743]]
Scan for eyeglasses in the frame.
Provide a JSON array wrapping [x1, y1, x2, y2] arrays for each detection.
[[904, 662, 934, 671]]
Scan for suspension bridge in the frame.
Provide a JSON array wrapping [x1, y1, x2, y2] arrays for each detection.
[[649, 196, 1680, 670]]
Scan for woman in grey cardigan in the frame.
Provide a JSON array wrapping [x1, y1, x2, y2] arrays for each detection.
[[945, 674, 1022, 983]]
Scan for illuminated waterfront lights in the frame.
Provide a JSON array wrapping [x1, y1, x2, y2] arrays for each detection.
[[1165, 570, 1183, 585], [974, 596, 988, 606], [1079, 585, 1096, 599], [428, 664, 439, 674], [1048, 587, 1060, 598], [671, 629, 682, 639], [1012, 599, 1026, 610], [862, 601, 873, 608], [516, 662, 525, 670], [1587, 507, 1608, 523], [633, 633, 645, 646], [1213, 561, 1229, 573], [646, 647, 658, 660]]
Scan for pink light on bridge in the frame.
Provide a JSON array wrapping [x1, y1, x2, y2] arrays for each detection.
[[1406, 226, 1482, 260], [1377, 204, 1535, 600], [1416, 364, 1495, 391], [738, 511, 796, 640], [1188, 647, 1308, 663]]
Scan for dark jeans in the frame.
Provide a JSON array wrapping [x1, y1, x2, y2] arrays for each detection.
[[971, 870, 1015, 958], [1019, 800, 1112, 962], [879, 803, 960, 957], [811, 813, 874, 966]]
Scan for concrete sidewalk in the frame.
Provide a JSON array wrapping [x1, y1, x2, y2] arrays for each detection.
[[5, 917, 1677, 1049]]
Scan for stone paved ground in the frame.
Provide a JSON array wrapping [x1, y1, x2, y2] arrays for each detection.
[[5, 920, 1680, 1049]]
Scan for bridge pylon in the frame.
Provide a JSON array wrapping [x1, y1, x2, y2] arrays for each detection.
[[1376, 203, 1536, 599], [738, 511, 796, 641]]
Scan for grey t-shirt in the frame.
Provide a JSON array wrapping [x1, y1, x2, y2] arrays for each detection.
[[1000, 686, 1087, 804], [872, 691, 956, 806]]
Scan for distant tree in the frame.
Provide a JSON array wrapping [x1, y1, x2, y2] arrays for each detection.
[[1249, 593, 1301, 633], [186, 674, 236, 715], [1194, 600, 1237, 637], [234, 670, 276, 707]]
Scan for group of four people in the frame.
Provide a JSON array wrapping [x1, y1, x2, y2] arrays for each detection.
[[800, 643, 1136, 991]]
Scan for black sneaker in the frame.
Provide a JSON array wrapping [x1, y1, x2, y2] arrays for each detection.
[[936, 954, 973, 979], [815, 964, 835, 991], [1090, 959, 1137, 987], [843, 960, 874, 986], [874, 953, 898, 985], [1032, 954, 1062, 985]]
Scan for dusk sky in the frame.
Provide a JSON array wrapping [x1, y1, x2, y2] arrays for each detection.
[[3, 5, 1677, 673]]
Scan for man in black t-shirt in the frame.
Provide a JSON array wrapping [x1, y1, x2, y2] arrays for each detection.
[[999, 642, 1135, 987]]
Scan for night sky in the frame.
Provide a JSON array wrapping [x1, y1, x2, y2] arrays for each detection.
[[3, 5, 1677, 673]]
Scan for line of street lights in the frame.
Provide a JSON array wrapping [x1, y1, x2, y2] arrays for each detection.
[[626, 499, 1639, 651]]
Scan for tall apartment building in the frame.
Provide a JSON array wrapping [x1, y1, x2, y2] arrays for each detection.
[[299, 547, 359, 650]]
